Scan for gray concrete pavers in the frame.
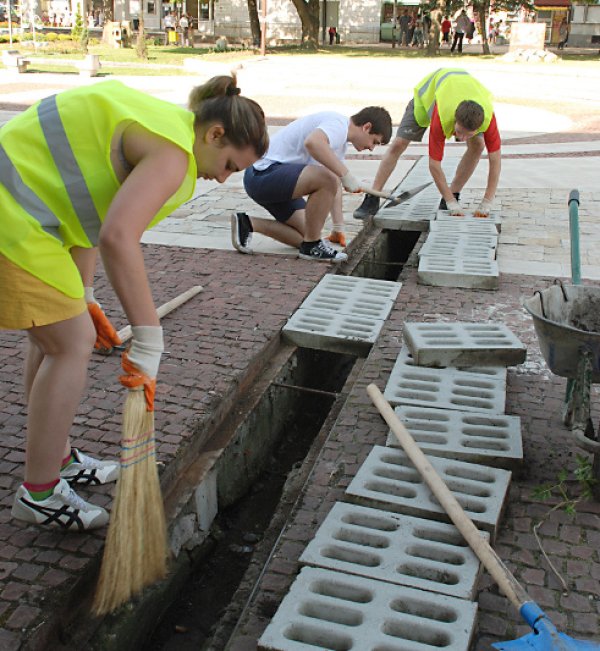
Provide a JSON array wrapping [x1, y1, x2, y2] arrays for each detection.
[[258, 566, 478, 651], [386, 405, 523, 467], [282, 310, 385, 356], [345, 445, 511, 535], [298, 275, 401, 321], [403, 321, 527, 367], [299, 502, 485, 599], [417, 256, 500, 290], [383, 346, 507, 414], [282, 276, 402, 356]]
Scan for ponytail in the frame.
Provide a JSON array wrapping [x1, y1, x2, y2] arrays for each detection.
[[188, 74, 268, 157]]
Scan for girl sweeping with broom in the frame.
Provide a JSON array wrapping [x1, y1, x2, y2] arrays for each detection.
[[1, 75, 268, 532]]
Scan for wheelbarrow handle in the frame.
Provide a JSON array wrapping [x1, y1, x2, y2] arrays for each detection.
[[367, 383, 531, 613]]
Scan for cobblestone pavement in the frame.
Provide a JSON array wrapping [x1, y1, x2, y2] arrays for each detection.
[[0, 56, 599, 650]]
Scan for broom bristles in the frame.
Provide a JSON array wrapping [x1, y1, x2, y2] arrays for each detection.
[[93, 389, 168, 615]]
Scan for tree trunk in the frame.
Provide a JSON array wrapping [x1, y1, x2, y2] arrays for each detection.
[[290, 0, 319, 47], [426, 7, 443, 56], [103, 0, 112, 22], [136, 11, 148, 59], [475, 5, 491, 54], [246, 0, 261, 47]]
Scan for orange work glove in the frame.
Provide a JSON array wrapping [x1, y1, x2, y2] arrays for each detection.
[[88, 302, 122, 352], [120, 351, 157, 412]]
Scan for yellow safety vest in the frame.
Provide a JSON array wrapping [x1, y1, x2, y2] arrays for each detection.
[[0, 80, 197, 297], [413, 68, 493, 139]]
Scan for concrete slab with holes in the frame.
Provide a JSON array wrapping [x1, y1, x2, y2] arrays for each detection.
[[257, 566, 478, 651], [403, 321, 527, 367], [430, 219, 500, 237], [418, 256, 500, 290], [386, 404, 523, 468], [345, 445, 511, 536], [383, 346, 507, 414], [436, 210, 502, 231], [299, 502, 486, 599], [418, 239, 496, 260]]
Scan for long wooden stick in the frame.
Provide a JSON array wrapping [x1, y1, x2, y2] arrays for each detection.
[[117, 285, 203, 344], [367, 383, 530, 611]]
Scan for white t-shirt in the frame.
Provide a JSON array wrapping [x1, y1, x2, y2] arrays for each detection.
[[254, 111, 349, 171]]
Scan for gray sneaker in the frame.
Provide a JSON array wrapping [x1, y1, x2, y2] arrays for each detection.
[[60, 448, 119, 486], [12, 479, 109, 531], [353, 194, 380, 220], [298, 239, 348, 263]]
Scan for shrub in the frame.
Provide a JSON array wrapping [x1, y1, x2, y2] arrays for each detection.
[[45, 31, 58, 41]]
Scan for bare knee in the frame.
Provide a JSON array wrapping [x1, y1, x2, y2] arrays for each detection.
[[389, 137, 410, 158], [315, 168, 339, 196], [29, 312, 96, 360]]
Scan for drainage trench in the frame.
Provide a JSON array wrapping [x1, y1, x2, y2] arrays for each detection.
[[143, 228, 421, 650]]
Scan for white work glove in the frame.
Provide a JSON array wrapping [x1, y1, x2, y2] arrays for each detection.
[[341, 172, 362, 193], [474, 198, 492, 218], [127, 326, 164, 379], [446, 199, 465, 216], [84, 286, 97, 305]]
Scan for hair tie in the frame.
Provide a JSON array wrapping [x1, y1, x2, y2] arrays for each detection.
[[226, 85, 241, 96]]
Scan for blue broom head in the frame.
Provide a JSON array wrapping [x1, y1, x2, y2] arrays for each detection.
[[492, 602, 600, 650]]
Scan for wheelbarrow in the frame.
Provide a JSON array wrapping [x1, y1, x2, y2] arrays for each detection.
[[523, 190, 600, 495]]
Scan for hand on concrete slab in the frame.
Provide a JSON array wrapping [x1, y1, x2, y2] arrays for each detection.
[[474, 198, 492, 218], [447, 199, 465, 216]]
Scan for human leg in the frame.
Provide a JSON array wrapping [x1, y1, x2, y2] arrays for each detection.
[[326, 184, 346, 247], [292, 164, 338, 241], [24, 311, 96, 485]]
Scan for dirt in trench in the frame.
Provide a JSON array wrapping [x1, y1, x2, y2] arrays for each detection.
[[146, 397, 332, 651]]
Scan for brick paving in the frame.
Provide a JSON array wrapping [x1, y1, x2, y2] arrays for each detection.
[[1, 56, 600, 650]]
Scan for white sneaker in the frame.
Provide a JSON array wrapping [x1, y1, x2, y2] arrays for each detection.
[[12, 479, 109, 531], [60, 448, 119, 486]]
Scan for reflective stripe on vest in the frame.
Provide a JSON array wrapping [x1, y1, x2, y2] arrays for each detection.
[[418, 69, 470, 119], [0, 143, 63, 243], [38, 95, 101, 245]]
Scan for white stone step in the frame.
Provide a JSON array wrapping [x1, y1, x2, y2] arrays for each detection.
[[386, 405, 523, 467], [258, 567, 478, 651], [403, 321, 527, 367], [384, 345, 507, 413], [346, 445, 511, 535], [300, 502, 485, 599], [418, 256, 499, 290]]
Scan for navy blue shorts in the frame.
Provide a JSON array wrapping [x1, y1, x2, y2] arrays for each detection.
[[243, 162, 306, 222]]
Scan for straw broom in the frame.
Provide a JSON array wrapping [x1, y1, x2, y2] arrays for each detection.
[[93, 286, 203, 616]]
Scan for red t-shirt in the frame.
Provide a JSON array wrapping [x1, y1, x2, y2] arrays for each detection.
[[428, 104, 501, 161], [441, 19, 451, 33]]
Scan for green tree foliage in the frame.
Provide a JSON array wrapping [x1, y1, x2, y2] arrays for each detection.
[[71, 4, 89, 53]]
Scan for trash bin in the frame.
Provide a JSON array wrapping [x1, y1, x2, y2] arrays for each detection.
[[335, 32, 340, 44], [168, 29, 178, 44]]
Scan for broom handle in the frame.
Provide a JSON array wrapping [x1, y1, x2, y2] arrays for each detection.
[[117, 285, 203, 344], [367, 383, 531, 612]]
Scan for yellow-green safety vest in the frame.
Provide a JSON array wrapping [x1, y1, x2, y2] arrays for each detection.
[[0, 80, 197, 298], [413, 68, 493, 139]]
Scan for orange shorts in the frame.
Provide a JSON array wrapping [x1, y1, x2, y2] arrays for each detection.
[[0, 254, 86, 330]]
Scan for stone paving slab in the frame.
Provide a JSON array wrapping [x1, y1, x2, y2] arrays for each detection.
[[258, 566, 478, 651], [386, 405, 523, 468], [299, 501, 485, 599]]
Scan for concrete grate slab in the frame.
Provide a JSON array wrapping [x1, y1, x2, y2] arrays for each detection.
[[418, 239, 496, 260], [282, 310, 385, 356], [420, 231, 498, 252], [430, 219, 500, 236], [299, 275, 401, 321], [258, 566, 478, 651], [299, 502, 485, 599], [418, 256, 499, 290], [436, 210, 502, 231], [346, 445, 511, 535], [386, 405, 523, 467], [403, 321, 527, 367], [384, 346, 507, 414]]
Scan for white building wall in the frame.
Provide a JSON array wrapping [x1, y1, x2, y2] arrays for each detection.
[[339, 0, 381, 43], [570, 4, 600, 47]]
